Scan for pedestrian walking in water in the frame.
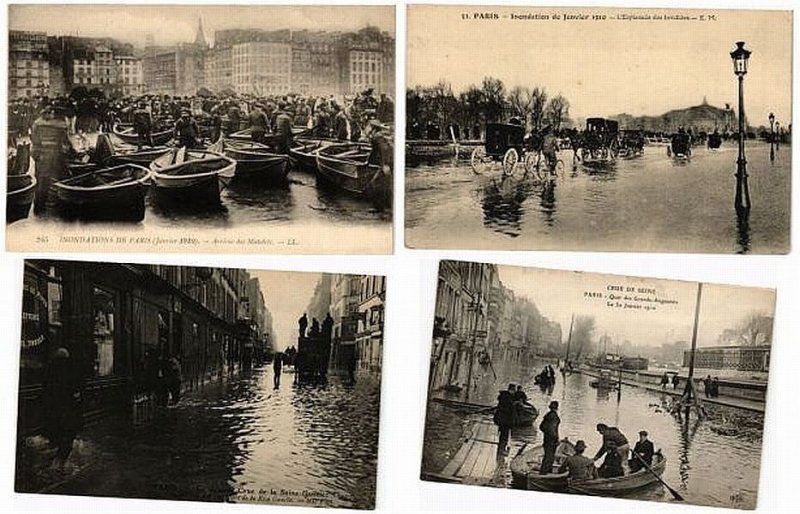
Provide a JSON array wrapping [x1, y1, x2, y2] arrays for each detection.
[[273, 351, 283, 388], [42, 347, 83, 471], [660, 372, 669, 389], [539, 401, 561, 474], [703, 375, 713, 398], [298, 313, 308, 338]]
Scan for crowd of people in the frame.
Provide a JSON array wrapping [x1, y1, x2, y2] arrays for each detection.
[[8, 86, 394, 215]]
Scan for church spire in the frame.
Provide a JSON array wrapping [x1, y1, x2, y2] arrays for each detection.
[[194, 17, 207, 47]]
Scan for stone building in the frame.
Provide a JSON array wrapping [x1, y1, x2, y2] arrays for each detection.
[[8, 30, 50, 99]]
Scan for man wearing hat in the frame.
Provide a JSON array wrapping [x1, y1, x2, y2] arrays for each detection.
[[629, 430, 654, 472], [558, 440, 597, 482], [30, 101, 70, 214], [593, 423, 631, 473], [133, 101, 154, 148], [538, 400, 561, 474], [273, 102, 293, 155], [174, 109, 200, 149]]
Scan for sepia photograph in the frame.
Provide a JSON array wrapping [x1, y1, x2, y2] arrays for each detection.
[[6, 4, 395, 254], [406, 7, 791, 254], [422, 261, 774, 509], [15, 260, 385, 509]]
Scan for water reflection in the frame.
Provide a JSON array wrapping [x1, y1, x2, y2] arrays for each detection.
[[406, 143, 790, 254], [424, 357, 763, 508]]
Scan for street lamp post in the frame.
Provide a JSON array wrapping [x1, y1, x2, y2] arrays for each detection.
[[731, 41, 752, 212]]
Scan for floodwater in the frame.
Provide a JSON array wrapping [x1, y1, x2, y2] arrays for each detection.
[[423, 357, 764, 509], [11, 165, 390, 229], [41, 366, 382, 509], [406, 142, 790, 254]]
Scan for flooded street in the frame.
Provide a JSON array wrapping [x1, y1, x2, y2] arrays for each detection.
[[47, 366, 381, 509], [424, 357, 763, 509], [407, 142, 790, 254]]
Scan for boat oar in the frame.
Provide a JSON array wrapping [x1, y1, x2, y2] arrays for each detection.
[[632, 451, 684, 502]]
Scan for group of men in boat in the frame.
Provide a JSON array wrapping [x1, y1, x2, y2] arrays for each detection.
[[538, 400, 656, 481]]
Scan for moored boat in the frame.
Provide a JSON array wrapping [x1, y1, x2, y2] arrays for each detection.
[[289, 139, 335, 170], [150, 147, 236, 203], [221, 139, 290, 181], [315, 143, 387, 197], [113, 122, 173, 146], [54, 164, 151, 220], [7, 173, 37, 223], [94, 133, 171, 166]]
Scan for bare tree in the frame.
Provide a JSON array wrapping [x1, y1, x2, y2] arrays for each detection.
[[527, 86, 548, 131], [735, 312, 773, 346], [507, 86, 530, 124], [481, 76, 506, 123], [545, 94, 570, 131]]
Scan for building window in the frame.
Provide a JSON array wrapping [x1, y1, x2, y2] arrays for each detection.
[[92, 286, 116, 377]]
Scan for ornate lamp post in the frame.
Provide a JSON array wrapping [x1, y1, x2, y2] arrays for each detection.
[[731, 41, 752, 212]]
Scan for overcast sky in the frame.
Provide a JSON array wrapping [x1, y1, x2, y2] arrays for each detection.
[[497, 265, 775, 349], [10, 4, 394, 47], [249, 270, 322, 352], [409, 6, 791, 125]]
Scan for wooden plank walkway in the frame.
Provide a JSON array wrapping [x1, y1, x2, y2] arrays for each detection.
[[434, 420, 507, 487]]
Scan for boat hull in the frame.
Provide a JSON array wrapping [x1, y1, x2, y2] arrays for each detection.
[[150, 150, 236, 205], [113, 124, 173, 146], [568, 454, 667, 496], [315, 144, 383, 195], [54, 165, 151, 221], [510, 443, 572, 492], [7, 174, 37, 223]]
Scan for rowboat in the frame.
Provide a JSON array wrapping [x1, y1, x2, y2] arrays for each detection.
[[315, 143, 385, 196], [221, 139, 290, 181], [94, 133, 171, 167], [568, 452, 667, 496], [228, 126, 308, 142], [510, 440, 574, 491], [113, 122, 173, 146], [54, 164, 151, 220], [289, 139, 335, 170], [150, 147, 236, 203], [512, 403, 539, 427], [6, 173, 37, 223]]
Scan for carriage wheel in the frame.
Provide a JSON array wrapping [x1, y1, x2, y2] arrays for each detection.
[[470, 147, 491, 175], [554, 159, 566, 178], [523, 151, 540, 177], [502, 148, 519, 176]]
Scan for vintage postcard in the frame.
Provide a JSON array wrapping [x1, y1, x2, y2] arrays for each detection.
[[423, 260, 774, 509], [406, 6, 791, 253], [15, 259, 385, 509], [6, 4, 395, 254]]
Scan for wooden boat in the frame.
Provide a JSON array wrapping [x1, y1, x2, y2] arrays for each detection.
[[315, 143, 384, 195], [221, 139, 290, 181], [289, 139, 335, 170], [510, 440, 575, 491], [7, 173, 37, 223], [113, 122, 173, 146], [513, 403, 539, 427], [568, 452, 667, 496], [228, 126, 308, 142], [150, 147, 236, 202], [94, 133, 171, 167], [54, 164, 151, 220]]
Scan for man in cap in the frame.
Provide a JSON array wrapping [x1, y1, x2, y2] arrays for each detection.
[[132, 100, 153, 148], [248, 104, 269, 144], [558, 440, 597, 482], [273, 102, 293, 155], [629, 430, 654, 472], [174, 109, 200, 149], [538, 400, 561, 474], [493, 383, 517, 453], [30, 101, 70, 214]]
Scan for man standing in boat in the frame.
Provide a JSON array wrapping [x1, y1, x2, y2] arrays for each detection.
[[132, 100, 154, 149], [366, 119, 393, 206], [30, 101, 69, 214], [539, 401, 561, 474], [248, 104, 269, 144], [274, 103, 293, 155], [174, 110, 201, 149]]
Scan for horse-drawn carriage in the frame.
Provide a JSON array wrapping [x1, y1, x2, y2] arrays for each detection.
[[618, 129, 645, 158], [579, 118, 620, 165], [667, 131, 692, 160], [470, 122, 540, 176]]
